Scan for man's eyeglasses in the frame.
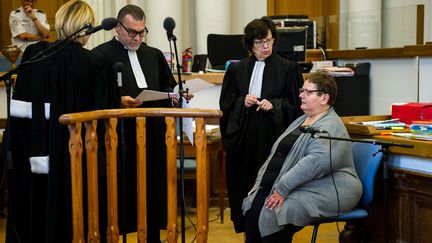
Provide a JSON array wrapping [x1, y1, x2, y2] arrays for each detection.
[[299, 88, 324, 95], [119, 22, 149, 38], [253, 38, 275, 47]]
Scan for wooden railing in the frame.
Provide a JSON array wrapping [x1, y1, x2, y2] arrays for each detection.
[[59, 108, 223, 243]]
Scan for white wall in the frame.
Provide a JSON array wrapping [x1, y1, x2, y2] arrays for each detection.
[[340, 0, 432, 49], [383, 0, 432, 45], [337, 58, 422, 115], [84, 0, 267, 56]]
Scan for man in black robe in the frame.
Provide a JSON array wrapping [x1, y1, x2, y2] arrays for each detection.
[[92, 5, 176, 242]]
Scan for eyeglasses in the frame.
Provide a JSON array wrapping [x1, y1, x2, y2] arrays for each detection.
[[119, 22, 149, 38], [299, 88, 324, 95], [253, 38, 275, 47]]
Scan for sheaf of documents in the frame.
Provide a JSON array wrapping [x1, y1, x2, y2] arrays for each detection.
[[135, 89, 175, 102], [135, 78, 214, 102]]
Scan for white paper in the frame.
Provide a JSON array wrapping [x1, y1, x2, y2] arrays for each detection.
[[135, 89, 175, 102], [180, 98, 194, 145], [350, 118, 400, 126], [181, 78, 215, 94]]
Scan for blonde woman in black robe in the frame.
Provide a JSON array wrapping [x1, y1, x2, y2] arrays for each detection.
[[8, 1, 119, 242]]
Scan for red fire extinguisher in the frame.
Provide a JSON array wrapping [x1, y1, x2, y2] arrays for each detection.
[[182, 47, 193, 72]]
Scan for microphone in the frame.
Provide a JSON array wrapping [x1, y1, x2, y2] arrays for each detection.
[[85, 17, 118, 35], [163, 17, 176, 40], [114, 62, 123, 88], [299, 126, 328, 135]]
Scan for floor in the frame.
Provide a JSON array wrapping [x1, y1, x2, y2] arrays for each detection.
[[0, 208, 341, 243]]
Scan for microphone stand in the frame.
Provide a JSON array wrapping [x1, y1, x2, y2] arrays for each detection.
[[312, 133, 414, 243], [0, 23, 91, 242], [167, 32, 188, 243]]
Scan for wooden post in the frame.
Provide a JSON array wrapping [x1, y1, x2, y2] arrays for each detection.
[[105, 118, 119, 243], [165, 117, 178, 243], [69, 123, 84, 243], [84, 120, 100, 242], [136, 118, 147, 242]]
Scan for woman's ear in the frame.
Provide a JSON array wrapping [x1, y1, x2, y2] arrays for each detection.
[[321, 93, 330, 105]]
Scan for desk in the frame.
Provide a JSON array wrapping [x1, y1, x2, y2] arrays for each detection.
[[174, 72, 224, 84], [180, 132, 226, 223], [366, 135, 432, 243], [174, 72, 313, 86], [342, 116, 432, 242]]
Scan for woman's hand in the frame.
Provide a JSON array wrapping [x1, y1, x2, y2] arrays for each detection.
[[265, 190, 285, 210], [121, 96, 143, 108], [256, 99, 273, 112], [244, 94, 258, 108]]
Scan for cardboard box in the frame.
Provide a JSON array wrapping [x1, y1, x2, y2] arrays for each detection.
[[392, 103, 432, 124]]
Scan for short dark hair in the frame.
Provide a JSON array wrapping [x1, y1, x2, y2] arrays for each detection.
[[117, 4, 146, 22], [243, 17, 277, 52], [307, 71, 338, 106]]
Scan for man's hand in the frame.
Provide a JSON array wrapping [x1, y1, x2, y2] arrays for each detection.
[[24, 5, 36, 19], [121, 96, 143, 108]]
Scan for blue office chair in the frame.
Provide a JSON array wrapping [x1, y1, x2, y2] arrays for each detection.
[[310, 142, 383, 243]]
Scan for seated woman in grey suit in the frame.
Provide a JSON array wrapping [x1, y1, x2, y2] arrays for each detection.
[[243, 71, 362, 243]]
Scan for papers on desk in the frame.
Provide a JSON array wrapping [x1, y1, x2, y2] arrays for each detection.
[[319, 66, 354, 77], [350, 118, 406, 129], [391, 132, 432, 141], [205, 68, 225, 73]]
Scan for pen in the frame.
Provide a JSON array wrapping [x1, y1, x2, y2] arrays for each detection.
[[376, 126, 405, 130]]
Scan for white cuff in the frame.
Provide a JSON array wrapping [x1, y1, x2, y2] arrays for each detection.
[[29, 156, 49, 174]]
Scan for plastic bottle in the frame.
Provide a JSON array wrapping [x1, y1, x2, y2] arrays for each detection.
[[182, 47, 193, 72]]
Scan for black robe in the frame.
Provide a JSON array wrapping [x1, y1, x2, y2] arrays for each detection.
[[92, 38, 177, 241], [219, 54, 303, 232], [7, 41, 119, 243]]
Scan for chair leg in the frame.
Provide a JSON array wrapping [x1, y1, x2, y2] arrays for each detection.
[[311, 224, 320, 243]]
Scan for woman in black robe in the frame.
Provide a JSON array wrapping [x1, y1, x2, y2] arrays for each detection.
[[219, 17, 303, 232], [7, 1, 119, 242]]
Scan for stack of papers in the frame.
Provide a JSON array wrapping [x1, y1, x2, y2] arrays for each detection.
[[391, 133, 432, 141], [350, 118, 406, 129], [319, 66, 355, 77], [135, 78, 215, 102]]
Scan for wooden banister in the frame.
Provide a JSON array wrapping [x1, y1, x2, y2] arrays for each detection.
[[59, 108, 222, 243]]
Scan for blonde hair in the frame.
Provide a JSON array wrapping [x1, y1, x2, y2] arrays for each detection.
[[55, 0, 96, 40]]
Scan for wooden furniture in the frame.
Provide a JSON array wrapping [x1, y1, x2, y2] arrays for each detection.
[[59, 108, 222, 243], [174, 61, 325, 86], [342, 115, 432, 242], [177, 72, 224, 85], [341, 115, 411, 136], [182, 130, 226, 223]]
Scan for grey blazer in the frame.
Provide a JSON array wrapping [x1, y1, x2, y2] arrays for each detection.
[[242, 108, 362, 237]]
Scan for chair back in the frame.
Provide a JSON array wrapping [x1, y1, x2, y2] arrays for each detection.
[[352, 142, 383, 208], [207, 34, 249, 70]]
